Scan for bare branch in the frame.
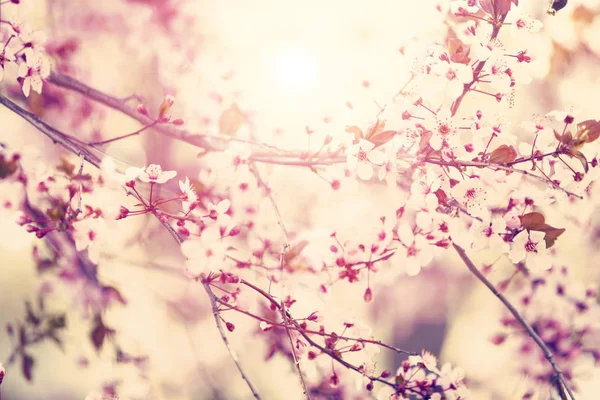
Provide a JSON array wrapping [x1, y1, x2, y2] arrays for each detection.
[[202, 282, 263, 400], [453, 243, 575, 400]]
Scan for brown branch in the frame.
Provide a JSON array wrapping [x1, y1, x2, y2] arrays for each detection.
[[453, 243, 575, 400], [425, 157, 583, 200], [0, 94, 101, 168]]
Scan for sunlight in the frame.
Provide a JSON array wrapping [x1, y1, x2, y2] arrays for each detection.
[[271, 47, 319, 92]]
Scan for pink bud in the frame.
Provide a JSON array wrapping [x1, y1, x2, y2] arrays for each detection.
[[229, 226, 242, 237], [366, 382, 374, 391], [329, 372, 339, 387], [491, 334, 506, 345], [381, 370, 391, 378], [363, 288, 373, 303], [136, 104, 148, 116], [226, 322, 235, 332], [172, 118, 185, 126], [164, 95, 175, 108]]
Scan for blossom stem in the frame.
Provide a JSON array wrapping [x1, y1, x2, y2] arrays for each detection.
[[88, 121, 159, 146], [453, 243, 576, 400], [450, 17, 505, 116]]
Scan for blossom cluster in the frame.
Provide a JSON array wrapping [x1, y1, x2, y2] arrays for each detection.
[[491, 266, 600, 397], [0, 9, 51, 97], [2, 0, 600, 399]]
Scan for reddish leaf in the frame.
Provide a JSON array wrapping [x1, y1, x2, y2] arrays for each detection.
[[488, 144, 517, 164], [448, 38, 470, 65], [157, 95, 174, 119], [365, 119, 386, 140], [368, 130, 397, 147], [0, 154, 18, 179], [345, 125, 363, 141], [564, 148, 589, 173], [434, 189, 448, 206], [577, 119, 600, 144], [284, 240, 310, 264], [542, 226, 566, 248], [90, 315, 115, 352], [519, 212, 546, 230]]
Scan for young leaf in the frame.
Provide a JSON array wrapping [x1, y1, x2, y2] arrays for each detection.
[[488, 144, 517, 164], [365, 119, 386, 140], [577, 119, 600, 144], [284, 240, 310, 264], [345, 125, 363, 141], [368, 130, 397, 147], [519, 212, 546, 230], [564, 148, 589, 172], [542, 226, 566, 248], [219, 103, 244, 135]]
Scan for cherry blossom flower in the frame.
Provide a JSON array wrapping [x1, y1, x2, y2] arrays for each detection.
[[432, 61, 473, 99], [451, 178, 489, 219], [73, 217, 107, 264], [509, 230, 552, 271], [17, 49, 51, 97], [468, 218, 509, 252], [397, 224, 433, 276], [546, 107, 578, 124], [18, 27, 47, 51], [0, 46, 16, 83], [181, 227, 228, 279], [207, 199, 230, 219], [506, 7, 543, 35], [179, 177, 197, 212], [407, 169, 442, 211], [428, 108, 461, 151], [345, 139, 386, 180], [125, 164, 177, 184]]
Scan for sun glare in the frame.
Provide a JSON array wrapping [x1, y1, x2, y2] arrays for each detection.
[[272, 47, 319, 92]]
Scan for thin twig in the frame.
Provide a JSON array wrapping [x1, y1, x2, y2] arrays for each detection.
[[453, 243, 575, 400], [202, 282, 263, 400]]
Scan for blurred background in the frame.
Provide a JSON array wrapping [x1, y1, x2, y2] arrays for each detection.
[[3, 0, 600, 399]]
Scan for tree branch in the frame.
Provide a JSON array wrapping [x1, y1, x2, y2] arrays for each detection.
[[202, 282, 263, 400], [0, 94, 101, 168], [453, 243, 575, 400], [0, 92, 264, 400]]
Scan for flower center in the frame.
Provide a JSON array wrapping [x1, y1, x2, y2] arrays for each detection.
[[438, 124, 450, 135], [357, 149, 368, 162], [525, 240, 538, 253]]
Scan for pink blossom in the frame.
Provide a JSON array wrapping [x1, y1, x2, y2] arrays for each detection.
[[179, 177, 197, 212], [181, 227, 228, 279], [17, 49, 51, 97], [509, 231, 552, 272], [0, 46, 16, 83], [126, 164, 177, 184], [345, 139, 386, 180], [428, 108, 460, 151]]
